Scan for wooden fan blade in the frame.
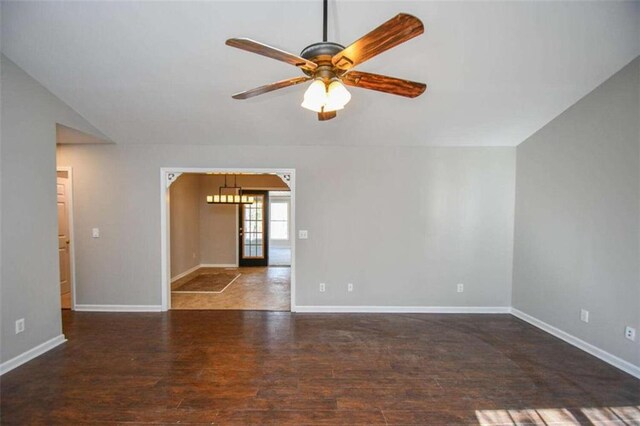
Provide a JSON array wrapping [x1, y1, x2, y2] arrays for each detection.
[[332, 14, 423, 71], [232, 76, 312, 100], [226, 38, 317, 72], [342, 71, 426, 98]]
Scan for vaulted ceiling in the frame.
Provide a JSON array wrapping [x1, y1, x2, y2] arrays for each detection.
[[2, 1, 639, 147]]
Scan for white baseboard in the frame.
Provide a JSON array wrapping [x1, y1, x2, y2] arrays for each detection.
[[199, 263, 237, 268], [511, 308, 640, 379], [75, 304, 162, 312], [170, 264, 201, 282], [293, 306, 511, 314], [0, 334, 66, 375]]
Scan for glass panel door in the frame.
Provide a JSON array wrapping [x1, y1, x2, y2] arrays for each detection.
[[239, 191, 268, 266]]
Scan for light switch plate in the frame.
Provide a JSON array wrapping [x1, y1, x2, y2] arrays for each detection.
[[15, 318, 25, 334], [298, 230, 308, 239], [580, 309, 589, 323], [92, 228, 100, 238]]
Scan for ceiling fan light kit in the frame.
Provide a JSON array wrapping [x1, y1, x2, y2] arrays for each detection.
[[226, 0, 427, 121], [301, 79, 351, 113]]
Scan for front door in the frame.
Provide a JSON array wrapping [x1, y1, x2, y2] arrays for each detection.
[[57, 171, 72, 309], [239, 191, 268, 267]]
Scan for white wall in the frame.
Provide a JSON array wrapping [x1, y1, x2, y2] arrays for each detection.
[[0, 56, 107, 363], [56, 144, 516, 309], [513, 57, 640, 367]]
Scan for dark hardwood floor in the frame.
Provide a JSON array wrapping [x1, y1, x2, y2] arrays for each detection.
[[1, 311, 639, 425]]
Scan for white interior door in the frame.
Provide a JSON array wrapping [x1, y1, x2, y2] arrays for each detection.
[[57, 171, 72, 309]]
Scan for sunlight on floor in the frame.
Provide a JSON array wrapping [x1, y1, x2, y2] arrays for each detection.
[[475, 405, 640, 425]]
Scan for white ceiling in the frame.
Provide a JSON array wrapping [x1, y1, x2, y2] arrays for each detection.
[[2, 1, 639, 147]]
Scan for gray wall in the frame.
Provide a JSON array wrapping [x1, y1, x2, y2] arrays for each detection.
[[169, 173, 200, 279], [513, 57, 640, 366], [56, 144, 516, 308], [0, 56, 106, 362]]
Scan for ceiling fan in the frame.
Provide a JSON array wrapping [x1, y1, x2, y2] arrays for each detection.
[[226, 0, 427, 121]]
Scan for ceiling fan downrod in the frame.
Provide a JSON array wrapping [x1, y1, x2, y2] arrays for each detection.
[[323, 0, 328, 42]]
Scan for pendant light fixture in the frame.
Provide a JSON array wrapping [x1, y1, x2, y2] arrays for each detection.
[[206, 175, 255, 205]]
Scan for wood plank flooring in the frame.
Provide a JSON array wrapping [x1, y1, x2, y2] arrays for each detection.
[[171, 267, 290, 311], [1, 311, 639, 425]]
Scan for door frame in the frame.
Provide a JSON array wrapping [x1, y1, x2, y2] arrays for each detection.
[[160, 167, 296, 312], [56, 166, 77, 310]]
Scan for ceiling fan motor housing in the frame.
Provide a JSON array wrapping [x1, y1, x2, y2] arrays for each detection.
[[300, 42, 345, 78]]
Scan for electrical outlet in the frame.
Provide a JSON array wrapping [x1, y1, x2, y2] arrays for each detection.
[[580, 309, 589, 323], [92, 228, 100, 238], [319, 282, 325, 292], [457, 283, 464, 293], [15, 319, 25, 334], [298, 230, 308, 240], [347, 283, 353, 292], [625, 326, 636, 341], [192, 252, 196, 259]]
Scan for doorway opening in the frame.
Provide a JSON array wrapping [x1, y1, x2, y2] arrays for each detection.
[[56, 167, 76, 310], [268, 191, 292, 266], [161, 169, 295, 311]]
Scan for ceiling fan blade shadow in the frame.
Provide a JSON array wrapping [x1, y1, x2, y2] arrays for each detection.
[[226, 38, 317, 72], [342, 71, 426, 98], [332, 14, 424, 72], [232, 76, 312, 100]]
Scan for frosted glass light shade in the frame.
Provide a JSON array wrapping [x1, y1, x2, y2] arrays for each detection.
[[325, 80, 351, 112], [207, 193, 254, 204], [301, 80, 328, 112]]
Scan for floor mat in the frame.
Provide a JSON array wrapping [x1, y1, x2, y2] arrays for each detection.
[[172, 272, 241, 293]]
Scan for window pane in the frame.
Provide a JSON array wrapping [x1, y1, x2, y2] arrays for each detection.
[[270, 202, 288, 221], [271, 221, 288, 240]]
